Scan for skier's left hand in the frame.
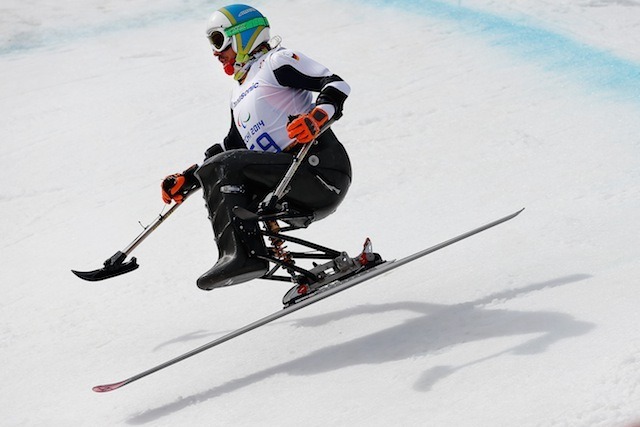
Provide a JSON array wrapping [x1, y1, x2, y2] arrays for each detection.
[[161, 164, 200, 204], [287, 107, 329, 144]]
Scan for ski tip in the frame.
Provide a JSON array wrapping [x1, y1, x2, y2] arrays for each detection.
[[505, 207, 525, 217], [503, 207, 525, 222], [92, 380, 128, 393]]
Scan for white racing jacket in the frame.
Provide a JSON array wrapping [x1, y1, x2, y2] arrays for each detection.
[[222, 46, 351, 153]]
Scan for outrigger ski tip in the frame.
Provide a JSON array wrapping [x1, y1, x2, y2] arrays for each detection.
[[72, 251, 139, 282]]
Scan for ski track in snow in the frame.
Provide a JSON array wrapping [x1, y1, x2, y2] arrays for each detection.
[[2, 0, 640, 426]]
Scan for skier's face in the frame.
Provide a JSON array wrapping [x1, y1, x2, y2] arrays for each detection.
[[214, 46, 236, 75]]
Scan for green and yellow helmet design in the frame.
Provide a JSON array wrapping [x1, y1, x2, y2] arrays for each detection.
[[206, 4, 270, 64]]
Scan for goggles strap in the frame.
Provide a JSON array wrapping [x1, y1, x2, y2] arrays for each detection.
[[224, 17, 269, 37]]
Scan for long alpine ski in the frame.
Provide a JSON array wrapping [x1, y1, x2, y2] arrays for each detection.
[[92, 208, 523, 393]]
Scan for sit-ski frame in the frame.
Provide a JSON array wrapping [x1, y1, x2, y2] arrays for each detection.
[[233, 204, 368, 288]]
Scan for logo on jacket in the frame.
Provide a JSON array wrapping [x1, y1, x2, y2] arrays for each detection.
[[237, 113, 251, 129], [232, 82, 259, 108]]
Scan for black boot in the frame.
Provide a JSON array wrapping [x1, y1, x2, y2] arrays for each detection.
[[196, 160, 269, 291]]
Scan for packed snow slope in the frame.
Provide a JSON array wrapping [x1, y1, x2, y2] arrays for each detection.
[[2, 0, 640, 425]]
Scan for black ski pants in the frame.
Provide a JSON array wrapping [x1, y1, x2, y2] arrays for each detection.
[[196, 129, 352, 223]]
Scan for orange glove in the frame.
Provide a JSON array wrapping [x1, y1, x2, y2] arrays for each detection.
[[161, 164, 199, 204], [286, 107, 330, 144]]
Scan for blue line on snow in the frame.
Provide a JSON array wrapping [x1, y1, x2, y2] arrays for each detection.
[[3, 0, 639, 102], [370, 0, 640, 102]]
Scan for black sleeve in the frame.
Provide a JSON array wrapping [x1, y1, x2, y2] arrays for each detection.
[[204, 111, 245, 160], [273, 66, 348, 120], [204, 143, 223, 159], [223, 116, 245, 150]]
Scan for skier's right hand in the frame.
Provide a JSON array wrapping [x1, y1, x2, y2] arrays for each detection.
[[287, 107, 330, 144], [161, 164, 200, 204]]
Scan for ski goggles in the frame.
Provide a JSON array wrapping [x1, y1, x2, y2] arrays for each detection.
[[207, 17, 269, 53]]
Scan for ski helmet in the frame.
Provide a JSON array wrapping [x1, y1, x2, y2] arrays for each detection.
[[206, 4, 270, 64]]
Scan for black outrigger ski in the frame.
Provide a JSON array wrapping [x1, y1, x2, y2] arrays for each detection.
[[71, 196, 189, 281]]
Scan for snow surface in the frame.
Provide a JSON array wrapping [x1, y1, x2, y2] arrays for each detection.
[[2, 0, 640, 425]]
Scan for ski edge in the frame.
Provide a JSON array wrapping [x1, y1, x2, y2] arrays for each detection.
[[291, 208, 525, 305], [395, 207, 524, 268]]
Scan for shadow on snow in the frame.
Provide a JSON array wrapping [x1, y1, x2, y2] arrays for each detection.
[[127, 274, 593, 424]]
